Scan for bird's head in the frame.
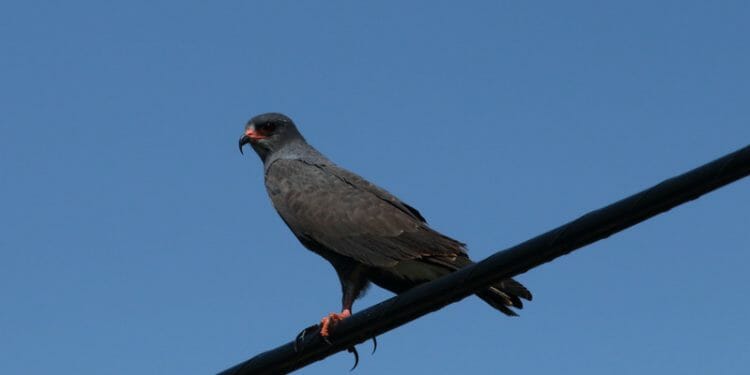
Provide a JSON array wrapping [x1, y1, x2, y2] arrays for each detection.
[[239, 113, 305, 161]]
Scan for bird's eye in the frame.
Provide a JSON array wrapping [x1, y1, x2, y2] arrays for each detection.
[[256, 122, 277, 134]]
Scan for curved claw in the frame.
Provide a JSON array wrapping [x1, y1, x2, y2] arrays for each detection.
[[294, 331, 305, 352], [294, 324, 320, 352], [347, 346, 359, 371], [371, 336, 378, 355]]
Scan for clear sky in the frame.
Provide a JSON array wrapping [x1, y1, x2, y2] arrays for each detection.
[[1, 1, 749, 374]]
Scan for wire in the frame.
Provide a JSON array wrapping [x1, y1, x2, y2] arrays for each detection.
[[218, 144, 750, 375]]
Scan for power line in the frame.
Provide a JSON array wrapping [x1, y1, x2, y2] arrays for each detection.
[[218, 144, 750, 375]]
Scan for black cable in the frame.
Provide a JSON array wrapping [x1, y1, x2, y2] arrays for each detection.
[[218, 144, 750, 375]]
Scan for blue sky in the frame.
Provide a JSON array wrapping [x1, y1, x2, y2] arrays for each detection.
[[2, 1, 749, 374]]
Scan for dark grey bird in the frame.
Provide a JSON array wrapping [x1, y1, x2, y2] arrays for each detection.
[[239, 112, 532, 337]]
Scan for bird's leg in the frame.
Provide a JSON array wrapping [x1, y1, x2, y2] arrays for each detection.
[[313, 289, 355, 341], [320, 264, 366, 338]]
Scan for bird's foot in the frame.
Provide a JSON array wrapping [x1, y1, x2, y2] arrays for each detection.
[[293, 309, 354, 351], [319, 309, 351, 338], [294, 310, 375, 371]]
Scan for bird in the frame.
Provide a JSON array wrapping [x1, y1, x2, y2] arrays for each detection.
[[239, 112, 532, 337]]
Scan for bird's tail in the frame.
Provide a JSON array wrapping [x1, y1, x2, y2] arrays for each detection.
[[435, 255, 533, 316], [475, 278, 533, 316]]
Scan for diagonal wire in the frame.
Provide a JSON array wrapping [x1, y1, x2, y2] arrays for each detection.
[[218, 144, 750, 375]]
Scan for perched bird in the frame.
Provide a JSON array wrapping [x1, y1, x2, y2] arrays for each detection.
[[239, 113, 532, 337]]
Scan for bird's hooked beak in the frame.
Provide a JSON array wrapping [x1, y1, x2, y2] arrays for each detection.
[[238, 126, 265, 155], [239, 134, 251, 154]]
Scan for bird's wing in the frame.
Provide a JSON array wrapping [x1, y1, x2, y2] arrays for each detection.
[[265, 159, 466, 267]]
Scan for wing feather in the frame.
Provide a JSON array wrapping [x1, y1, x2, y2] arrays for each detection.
[[265, 159, 465, 267]]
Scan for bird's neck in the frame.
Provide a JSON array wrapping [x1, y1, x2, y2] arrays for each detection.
[[262, 138, 328, 171]]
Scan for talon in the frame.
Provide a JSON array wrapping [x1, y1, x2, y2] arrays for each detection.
[[294, 324, 319, 352], [347, 346, 359, 371], [294, 331, 304, 352], [371, 336, 378, 354]]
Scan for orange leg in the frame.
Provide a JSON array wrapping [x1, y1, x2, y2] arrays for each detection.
[[319, 309, 352, 337]]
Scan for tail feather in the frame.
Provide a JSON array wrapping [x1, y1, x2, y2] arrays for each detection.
[[376, 255, 533, 317], [476, 278, 533, 317], [499, 278, 533, 301]]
